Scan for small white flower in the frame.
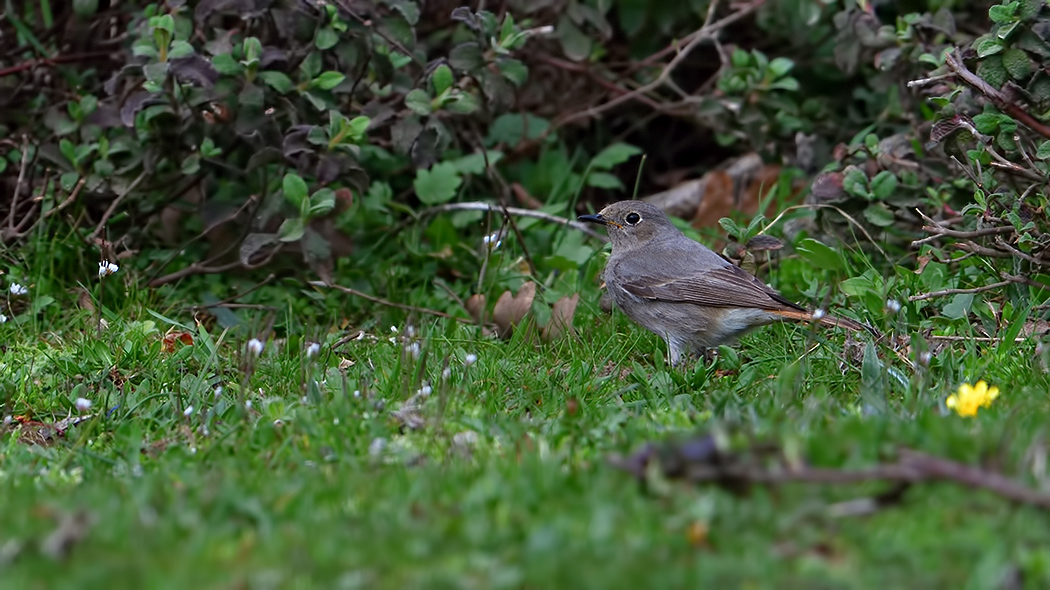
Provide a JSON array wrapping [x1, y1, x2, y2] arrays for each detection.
[[405, 341, 420, 359], [441, 367, 452, 380], [75, 398, 92, 412], [420, 384, 432, 397], [405, 325, 416, 338], [245, 400, 253, 409], [273, 419, 284, 426], [9, 283, 27, 296], [183, 405, 194, 417], [0, 314, 7, 324], [352, 390, 361, 398], [333, 418, 340, 425], [885, 299, 901, 315], [464, 353, 477, 366], [811, 308, 825, 320], [214, 385, 224, 399], [482, 232, 503, 249], [306, 342, 321, 358], [189, 446, 197, 454], [98, 261, 120, 278], [389, 326, 398, 334], [247, 338, 264, 357], [369, 437, 387, 457]]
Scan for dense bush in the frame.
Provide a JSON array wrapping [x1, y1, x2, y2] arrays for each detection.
[[1, 0, 1048, 335]]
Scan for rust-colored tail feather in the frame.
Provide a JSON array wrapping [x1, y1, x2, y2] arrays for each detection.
[[772, 309, 882, 338]]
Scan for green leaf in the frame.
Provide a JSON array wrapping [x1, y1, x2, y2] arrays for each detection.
[[988, 3, 1018, 24], [151, 14, 175, 34], [315, 26, 339, 50], [443, 92, 479, 114], [432, 64, 454, 95], [414, 162, 462, 204], [768, 57, 794, 78], [405, 89, 432, 115], [863, 203, 895, 227], [313, 71, 345, 90], [200, 137, 222, 157], [869, 171, 898, 201], [590, 143, 642, 169], [768, 77, 799, 91], [972, 112, 1003, 134], [451, 150, 504, 174], [860, 341, 887, 415], [841, 166, 870, 198], [169, 41, 195, 59], [242, 37, 263, 64], [942, 293, 974, 320], [585, 171, 623, 189], [1036, 140, 1050, 159], [486, 113, 549, 146], [181, 153, 200, 175], [976, 55, 1008, 88], [795, 238, 844, 271], [278, 218, 306, 242], [300, 51, 322, 78], [347, 116, 370, 142], [259, 70, 294, 93], [1002, 48, 1034, 79], [283, 173, 309, 209], [975, 37, 1004, 57], [497, 58, 528, 87], [718, 217, 743, 239], [556, 16, 591, 61], [59, 139, 76, 164], [309, 188, 336, 216], [449, 42, 483, 71], [211, 53, 241, 75]]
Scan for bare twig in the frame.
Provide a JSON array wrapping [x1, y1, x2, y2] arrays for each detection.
[[908, 280, 1012, 302], [413, 201, 610, 242], [7, 135, 29, 231], [551, 0, 763, 131], [945, 52, 1050, 140], [90, 170, 148, 240], [910, 222, 1015, 247]]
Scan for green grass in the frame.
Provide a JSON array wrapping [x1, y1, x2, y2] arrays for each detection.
[[2, 270, 1050, 589]]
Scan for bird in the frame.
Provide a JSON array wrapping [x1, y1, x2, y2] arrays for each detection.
[[578, 200, 870, 365]]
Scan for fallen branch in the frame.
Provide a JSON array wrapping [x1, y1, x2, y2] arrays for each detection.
[[611, 439, 1050, 510]]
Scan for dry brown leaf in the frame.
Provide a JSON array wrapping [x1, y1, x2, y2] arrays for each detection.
[[492, 281, 535, 338], [464, 293, 487, 324], [543, 293, 579, 341]]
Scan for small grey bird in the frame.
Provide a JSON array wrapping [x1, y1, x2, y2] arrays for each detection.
[[579, 201, 867, 365]]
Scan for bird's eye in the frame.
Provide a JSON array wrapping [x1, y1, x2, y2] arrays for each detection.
[[625, 212, 641, 225]]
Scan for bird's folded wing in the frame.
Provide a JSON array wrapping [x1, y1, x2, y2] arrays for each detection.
[[620, 265, 804, 311]]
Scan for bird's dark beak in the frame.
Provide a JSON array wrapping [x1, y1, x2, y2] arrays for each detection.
[[578, 213, 622, 229]]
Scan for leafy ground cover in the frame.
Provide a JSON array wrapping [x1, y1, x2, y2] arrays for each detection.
[[2, 250, 1049, 589]]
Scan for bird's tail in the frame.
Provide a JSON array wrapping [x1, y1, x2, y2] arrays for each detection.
[[773, 309, 882, 339]]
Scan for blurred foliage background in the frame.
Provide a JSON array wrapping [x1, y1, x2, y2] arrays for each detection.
[[2, 0, 1049, 342]]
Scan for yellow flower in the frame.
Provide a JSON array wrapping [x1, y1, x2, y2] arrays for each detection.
[[946, 380, 1000, 417]]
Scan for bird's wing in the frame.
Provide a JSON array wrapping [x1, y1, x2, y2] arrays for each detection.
[[619, 264, 805, 311]]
